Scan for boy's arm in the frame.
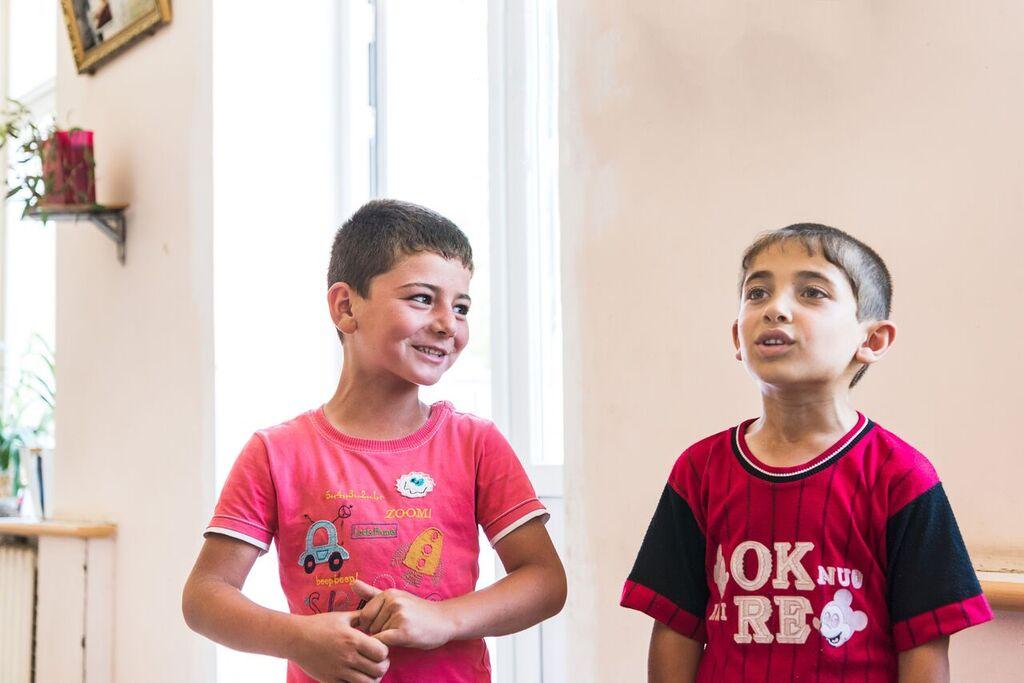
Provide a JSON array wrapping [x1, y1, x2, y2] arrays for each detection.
[[897, 637, 949, 683], [442, 517, 567, 638], [648, 621, 702, 683], [355, 517, 566, 648], [183, 535, 390, 683]]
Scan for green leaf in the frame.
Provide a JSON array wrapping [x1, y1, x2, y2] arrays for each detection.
[[23, 370, 55, 397]]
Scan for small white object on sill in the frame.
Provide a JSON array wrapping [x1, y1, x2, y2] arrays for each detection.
[[19, 446, 54, 519]]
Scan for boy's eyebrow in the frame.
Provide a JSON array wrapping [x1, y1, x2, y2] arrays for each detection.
[[743, 270, 837, 288], [795, 270, 838, 287], [743, 270, 773, 287], [397, 282, 472, 302]]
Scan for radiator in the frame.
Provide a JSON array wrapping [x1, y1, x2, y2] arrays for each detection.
[[0, 543, 36, 683]]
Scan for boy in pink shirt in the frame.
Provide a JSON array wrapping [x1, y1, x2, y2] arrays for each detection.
[[183, 200, 566, 682]]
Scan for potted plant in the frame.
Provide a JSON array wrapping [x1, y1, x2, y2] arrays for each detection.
[[0, 415, 25, 515], [0, 335, 55, 516], [1, 98, 96, 218]]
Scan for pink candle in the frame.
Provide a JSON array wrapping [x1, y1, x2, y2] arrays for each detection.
[[40, 129, 96, 206]]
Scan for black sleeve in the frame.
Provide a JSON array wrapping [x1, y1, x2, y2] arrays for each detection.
[[624, 484, 709, 622], [886, 482, 983, 624]]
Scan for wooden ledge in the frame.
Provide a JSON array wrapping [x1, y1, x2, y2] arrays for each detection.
[[978, 571, 1024, 612], [0, 517, 116, 539], [25, 203, 128, 216]]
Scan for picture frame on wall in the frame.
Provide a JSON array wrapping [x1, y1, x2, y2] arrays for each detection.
[[60, 0, 172, 74]]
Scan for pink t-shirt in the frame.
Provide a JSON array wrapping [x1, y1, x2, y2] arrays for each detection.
[[206, 401, 548, 683]]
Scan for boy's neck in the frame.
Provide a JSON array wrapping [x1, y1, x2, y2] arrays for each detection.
[[745, 387, 860, 468], [323, 365, 430, 441]]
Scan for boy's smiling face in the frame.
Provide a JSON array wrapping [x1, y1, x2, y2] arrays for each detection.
[[733, 241, 885, 391], [336, 252, 472, 387]]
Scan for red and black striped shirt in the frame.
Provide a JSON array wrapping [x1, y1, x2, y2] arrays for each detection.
[[621, 413, 992, 682]]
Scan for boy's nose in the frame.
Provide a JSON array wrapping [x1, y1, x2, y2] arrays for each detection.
[[763, 301, 792, 323], [431, 310, 457, 337]]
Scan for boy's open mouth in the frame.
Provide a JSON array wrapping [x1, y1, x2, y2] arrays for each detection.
[[755, 330, 794, 347], [413, 345, 448, 358]]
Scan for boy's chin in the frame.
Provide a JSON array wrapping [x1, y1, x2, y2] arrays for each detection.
[[751, 368, 844, 391], [400, 369, 447, 387]]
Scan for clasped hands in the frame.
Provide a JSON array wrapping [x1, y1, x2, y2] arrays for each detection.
[[295, 580, 455, 683], [352, 579, 456, 650]]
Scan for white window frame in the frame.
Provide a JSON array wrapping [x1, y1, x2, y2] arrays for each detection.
[[0, 0, 9, 358], [488, 1, 564, 681], [368, 0, 387, 199], [488, 0, 563, 483]]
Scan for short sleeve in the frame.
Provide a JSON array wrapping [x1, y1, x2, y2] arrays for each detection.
[[886, 481, 993, 651], [204, 434, 279, 552], [475, 423, 548, 546], [620, 464, 709, 642]]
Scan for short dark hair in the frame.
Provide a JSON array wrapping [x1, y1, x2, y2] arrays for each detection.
[[328, 199, 474, 340], [739, 223, 892, 387]]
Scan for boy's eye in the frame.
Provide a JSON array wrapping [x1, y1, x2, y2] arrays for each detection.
[[802, 287, 828, 299], [454, 304, 470, 316], [745, 287, 768, 301], [409, 293, 432, 305]]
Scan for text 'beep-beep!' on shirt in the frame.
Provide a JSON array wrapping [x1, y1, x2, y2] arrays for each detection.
[[621, 413, 993, 682], [206, 401, 548, 683]]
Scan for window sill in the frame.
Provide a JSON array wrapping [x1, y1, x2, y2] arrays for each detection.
[[0, 517, 116, 539]]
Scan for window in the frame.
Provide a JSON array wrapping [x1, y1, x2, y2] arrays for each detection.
[[1, 0, 57, 446], [375, 0, 493, 420], [487, 2, 564, 679], [213, 2, 562, 680], [371, 3, 563, 678]]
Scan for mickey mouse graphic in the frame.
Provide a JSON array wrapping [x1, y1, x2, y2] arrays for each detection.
[[813, 588, 868, 648]]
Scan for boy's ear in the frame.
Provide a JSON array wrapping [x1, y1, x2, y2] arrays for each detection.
[[854, 320, 896, 366], [328, 282, 359, 335], [732, 320, 743, 361]]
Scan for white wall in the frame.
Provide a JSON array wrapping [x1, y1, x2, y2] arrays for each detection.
[[54, 2, 215, 681], [560, 1, 1024, 680]]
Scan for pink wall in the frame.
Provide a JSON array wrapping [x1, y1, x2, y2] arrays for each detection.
[[55, 2, 215, 681], [560, 1, 1024, 679]]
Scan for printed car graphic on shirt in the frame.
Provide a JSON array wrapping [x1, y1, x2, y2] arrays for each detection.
[[299, 505, 354, 574], [299, 521, 350, 573]]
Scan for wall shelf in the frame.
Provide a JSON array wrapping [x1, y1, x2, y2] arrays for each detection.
[[25, 203, 128, 264]]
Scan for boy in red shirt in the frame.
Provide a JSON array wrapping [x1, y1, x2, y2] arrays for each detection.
[[184, 200, 566, 682], [621, 224, 991, 682]]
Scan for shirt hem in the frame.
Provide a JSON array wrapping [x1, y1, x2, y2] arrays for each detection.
[[489, 508, 550, 546], [891, 593, 994, 651], [204, 526, 271, 553]]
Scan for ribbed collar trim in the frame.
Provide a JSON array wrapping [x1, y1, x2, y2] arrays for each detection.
[[731, 412, 874, 483], [311, 401, 451, 453]]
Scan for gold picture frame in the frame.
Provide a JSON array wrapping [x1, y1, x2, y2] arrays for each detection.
[[60, 0, 172, 75]]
